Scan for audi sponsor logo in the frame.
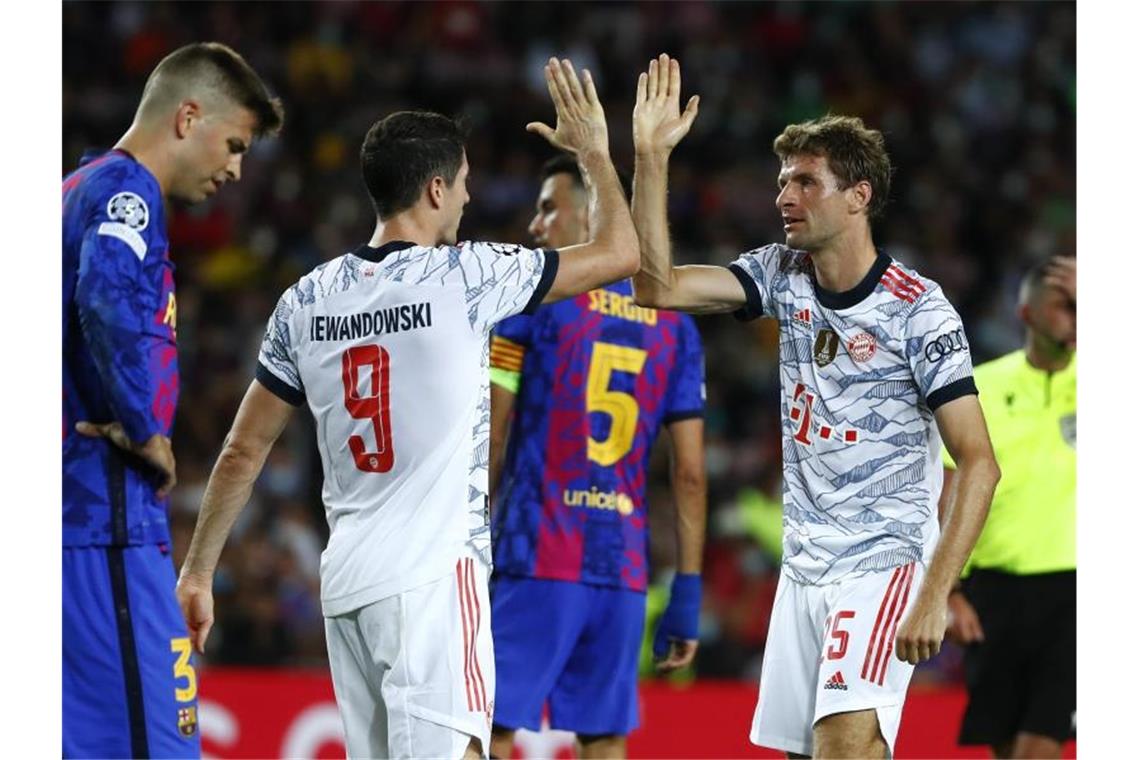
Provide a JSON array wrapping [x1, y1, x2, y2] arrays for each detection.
[[924, 328, 968, 362]]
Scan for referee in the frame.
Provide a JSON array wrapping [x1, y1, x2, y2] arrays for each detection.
[[941, 256, 1076, 759]]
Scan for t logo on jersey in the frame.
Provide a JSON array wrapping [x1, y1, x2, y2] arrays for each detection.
[[790, 382, 860, 446], [814, 328, 840, 367]]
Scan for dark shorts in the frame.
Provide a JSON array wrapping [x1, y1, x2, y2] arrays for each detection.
[[63, 544, 201, 759], [490, 575, 646, 737], [958, 569, 1076, 746]]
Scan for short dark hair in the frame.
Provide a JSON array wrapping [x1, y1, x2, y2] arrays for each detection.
[[141, 42, 284, 137], [773, 115, 892, 220], [540, 153, 632, 200], [361, 111, 468, 219]]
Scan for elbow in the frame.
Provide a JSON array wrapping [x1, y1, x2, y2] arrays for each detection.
[[674, 466, 707, 499], [632, 277, 667, 309]]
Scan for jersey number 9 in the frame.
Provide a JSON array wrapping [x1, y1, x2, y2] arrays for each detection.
[[342, 345, 395, 473]]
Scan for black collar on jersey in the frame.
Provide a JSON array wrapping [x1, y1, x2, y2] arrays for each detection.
[[352, 240, 416, 263], [813, 248, 891, 310]]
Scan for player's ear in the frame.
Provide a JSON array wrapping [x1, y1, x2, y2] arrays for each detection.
[[847, 180, 872, 216], [1016, 302, 1032, 327], [174, 100, 202, 140], [427, 176, 446, 209]]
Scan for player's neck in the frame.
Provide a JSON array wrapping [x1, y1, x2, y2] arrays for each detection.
[[114, 125, 173, 197], [810, 228, 879, 293], [368, 215, 441, 250], [1024, 331, 1073, 373]]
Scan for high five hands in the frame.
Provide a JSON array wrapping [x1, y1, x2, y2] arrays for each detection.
[[634, 53, 700, 158], [528, 58, 609, 157]]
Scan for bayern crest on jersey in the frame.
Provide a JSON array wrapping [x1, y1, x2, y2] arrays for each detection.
[[847, 332, 877, 362]]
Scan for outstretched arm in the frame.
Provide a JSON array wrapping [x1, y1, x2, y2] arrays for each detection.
[[895, 395, 999, 664], [630, 54, 747, 314], [176, 380, 296, 652]]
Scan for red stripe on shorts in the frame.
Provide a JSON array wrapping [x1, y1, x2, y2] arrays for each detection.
[[866, 564, 908, 683], [870, 563, 913, 685], [861, 566, 902, 680], [877, 563, 917, 685], [465, 558, 488, 712], [456, 560, 475, 711]]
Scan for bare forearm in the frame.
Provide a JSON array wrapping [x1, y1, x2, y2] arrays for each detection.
[[578, 149, 638, 268], [672, 470, 707, 576], [923, 456, 999, 596], [180, 439, 272, 579], [631, 152, 674, 301]]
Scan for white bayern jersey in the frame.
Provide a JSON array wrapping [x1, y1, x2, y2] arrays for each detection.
[[257, 240, 558, 616], [728, 244, 976, 585]]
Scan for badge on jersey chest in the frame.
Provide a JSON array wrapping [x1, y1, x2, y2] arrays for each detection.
[[1060, 413, 1076, 448], [814, 328, 840, 367]]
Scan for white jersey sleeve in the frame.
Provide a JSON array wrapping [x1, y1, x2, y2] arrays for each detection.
[[454, 241, 558, 334], [726, 243, 810, 321], [904, 286, 977, 410], [256, 287, 305, 405]]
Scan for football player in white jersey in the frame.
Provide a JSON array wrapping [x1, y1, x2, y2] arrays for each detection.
[[173, 58, 639, 760], [629, 55, 1001, 759]]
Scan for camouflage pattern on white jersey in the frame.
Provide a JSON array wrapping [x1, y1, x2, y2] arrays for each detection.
[[258, 240, 557, 614], [728, 244, 976, 585]]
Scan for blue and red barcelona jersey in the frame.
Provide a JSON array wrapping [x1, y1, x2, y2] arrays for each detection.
[[490, 280, 705, 591], [63, 150, 178, 546]]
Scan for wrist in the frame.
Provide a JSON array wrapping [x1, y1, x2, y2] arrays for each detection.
[[635, 149, 670, 165]]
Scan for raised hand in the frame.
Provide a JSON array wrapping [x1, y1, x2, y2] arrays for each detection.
[[1044, 255, 1076, 304], [527, 57, 609, 157], [633, 53, 700, 158], [75, 421, 177, 498]]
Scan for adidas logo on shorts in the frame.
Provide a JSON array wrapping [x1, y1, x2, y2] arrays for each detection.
[[823, 671, 848, 691]]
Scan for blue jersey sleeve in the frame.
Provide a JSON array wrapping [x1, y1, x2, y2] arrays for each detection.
[[73, 171, 172, 445], [663, 315, 706, 423]]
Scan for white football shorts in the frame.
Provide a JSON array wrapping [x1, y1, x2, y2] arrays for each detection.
[[750, 561, 924, 757], [325, 551, 494, 759]]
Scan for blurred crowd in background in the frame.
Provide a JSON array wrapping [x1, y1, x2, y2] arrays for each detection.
[[63, 1, 1075, 683]]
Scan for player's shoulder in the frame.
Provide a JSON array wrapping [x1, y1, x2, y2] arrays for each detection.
[[73, 151, 161, 201], [279, 254, 351, 310], [733, 242, 812, 275], [879, 256, 960, 322]]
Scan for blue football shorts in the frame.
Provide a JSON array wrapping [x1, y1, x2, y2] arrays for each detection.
[[490, 575, 646, 737], [63, 544, 201, 759]]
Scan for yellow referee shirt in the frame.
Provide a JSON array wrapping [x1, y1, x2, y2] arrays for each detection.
[[943, 350, 1076, 575]]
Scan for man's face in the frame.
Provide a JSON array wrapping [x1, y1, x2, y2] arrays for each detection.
[[528, 173, 588, 249], [171, 103, 257, 204], [1024, 284, 1077, 351], [775, 153, 854, 251], [438, 154, 471, 246]]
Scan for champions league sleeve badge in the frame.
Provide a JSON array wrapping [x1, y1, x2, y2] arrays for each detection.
[[107, 191, 150, 231]]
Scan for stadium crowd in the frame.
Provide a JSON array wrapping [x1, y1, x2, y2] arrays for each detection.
[[63, 1, 1075, 682]]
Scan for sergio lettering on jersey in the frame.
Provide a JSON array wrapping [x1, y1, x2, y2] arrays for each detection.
[[588, 290, 658, 325], [310, 302, 433, 342]]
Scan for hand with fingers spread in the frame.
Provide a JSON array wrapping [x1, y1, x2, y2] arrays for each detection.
[[75, 421, 177, 498], [633, 53, 700, 158], [527, 57, 610, 157]]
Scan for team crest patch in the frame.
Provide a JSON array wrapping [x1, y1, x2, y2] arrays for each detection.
[[814, 328, 840, 367], [107, 191, 149, 231], [1060, 413, 1076, 448], [177, 705, 198, 737], [847, 332, 876, 362]]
